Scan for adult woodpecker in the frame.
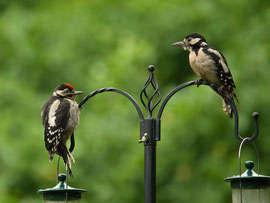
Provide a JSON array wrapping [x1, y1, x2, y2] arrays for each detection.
[[41, 83, 83, 176], [172, 33, 238, 117]]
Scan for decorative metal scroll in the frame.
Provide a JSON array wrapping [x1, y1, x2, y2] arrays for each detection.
[[139, 65, 161, 118]]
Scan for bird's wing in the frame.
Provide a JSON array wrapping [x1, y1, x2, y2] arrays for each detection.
[[44, 98, 70, 152], [41, 96, 56, 126], [203, 46, 236, 90]]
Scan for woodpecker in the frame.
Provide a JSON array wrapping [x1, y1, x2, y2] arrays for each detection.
[[172, 33, 239, 117], [41, 83, 83, 176]]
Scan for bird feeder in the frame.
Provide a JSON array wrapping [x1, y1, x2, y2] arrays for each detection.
[[225, 161, 270, 203], [38, 174, 86, 203]]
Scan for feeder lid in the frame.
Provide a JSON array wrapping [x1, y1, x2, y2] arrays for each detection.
[[225, 161, 270, 189], [38, 174, 86, 201]]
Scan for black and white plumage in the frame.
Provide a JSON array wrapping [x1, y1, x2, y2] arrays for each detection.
[[41, 83, 83, 176], [172, 33, 238, 117]]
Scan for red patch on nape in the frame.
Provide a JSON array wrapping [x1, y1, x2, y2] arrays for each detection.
[[64, 83, 74, 90]]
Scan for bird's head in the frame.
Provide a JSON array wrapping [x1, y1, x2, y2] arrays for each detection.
[[172, 33, 207, 51], [53, 83, 83, 100]]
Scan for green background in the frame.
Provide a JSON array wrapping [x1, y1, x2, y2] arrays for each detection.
[[0, 0, 269, 202]]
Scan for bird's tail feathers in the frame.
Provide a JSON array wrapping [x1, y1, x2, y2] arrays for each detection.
[[58, 143, 75, 177], [67, 149, 75, 164], [233, 92, 239, 104], [222, 99, 233, 118], [210, 86, 238, 118], [49, 152, 54, 162]]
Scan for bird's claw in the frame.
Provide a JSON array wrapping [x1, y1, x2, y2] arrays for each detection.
[[195, 78, 204, 87]]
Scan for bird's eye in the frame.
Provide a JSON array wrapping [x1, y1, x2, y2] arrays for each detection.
[[64, 88, 70, 93], [187, 38, 192, 42]]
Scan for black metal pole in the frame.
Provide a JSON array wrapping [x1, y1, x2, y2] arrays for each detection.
[[140, 118, 158, 203], [138, 66, 162, 203], [145, 144, 156, 203]]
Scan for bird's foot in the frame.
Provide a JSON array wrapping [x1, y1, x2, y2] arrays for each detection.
[[195, 78, 205, 87], [217, 85, 225, 94]]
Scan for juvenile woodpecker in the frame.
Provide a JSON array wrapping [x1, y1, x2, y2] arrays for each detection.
[[41, 83, 83, 176], [172, 33, 238, 117]]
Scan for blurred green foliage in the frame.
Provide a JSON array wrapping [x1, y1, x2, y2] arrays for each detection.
[[0, 0, 269, 202]]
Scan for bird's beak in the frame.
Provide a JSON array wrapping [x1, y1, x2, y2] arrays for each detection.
[[72, 91, 83, 95], [172, 41, 186, 47]]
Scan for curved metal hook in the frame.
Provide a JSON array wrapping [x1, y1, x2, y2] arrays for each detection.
[[237, 138, 260, 203], [237, 137, 260, 203], [251, 112, 259, 141], [238, 138, 260, 176], [78, 87, 144, 120], [224, 91, 259, 142], [156, 79, 259, 142]]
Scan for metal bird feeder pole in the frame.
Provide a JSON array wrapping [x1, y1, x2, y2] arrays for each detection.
[[78, 65, 259, 203]]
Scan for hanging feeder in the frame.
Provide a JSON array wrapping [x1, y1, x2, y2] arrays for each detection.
[[38, 174, 87, 203], [225, 161, 270, 203]]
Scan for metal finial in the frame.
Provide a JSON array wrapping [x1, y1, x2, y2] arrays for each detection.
[[58, 173, 67, 183], [140, 65, 161, 118], [252, 112, 259, 119], [148, 65, 155, 72]]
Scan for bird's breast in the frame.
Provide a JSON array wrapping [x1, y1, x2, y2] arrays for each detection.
[[65, 100, 80, 136], [189, 49, 222, 85]]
